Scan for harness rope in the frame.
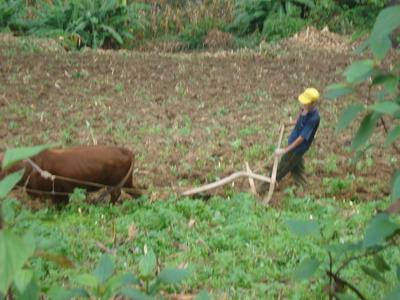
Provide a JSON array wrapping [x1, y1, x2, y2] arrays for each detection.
[[20, 157, 135, 197]]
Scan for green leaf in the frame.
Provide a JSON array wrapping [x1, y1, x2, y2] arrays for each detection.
[[18, 280, 39, 300], [100, 25, 123, 44], [119, 287, 153, 300], [370, 35, 392, 60], [336, 293, 358, 300], [195, 290, 211, 300], [374, 255, 391, 272], [2, 199, 18, 224], [392, 171, 400, 201], [292, 257, 320, 281], [157, 267, 190, 284], [75, 274, 98, 288], [361, 265, 385, 283], [385, 125, 400, 147], [354, 38, 369, 55], [0, 230, 35, 294], [372, 74, 399, 94], [139, 249, 156, 278], [47, 286, 90, 300], [2, 145, 55, 169], [93, 255, 114, 284], [324, 83, 354, 99], [371, 101, 400, 115], [326, 241, 363, 254], [351, 112, 380, 151], [370, 6, 400, 43], [0, 170, 24, 199], [286, 219, 320, 237], [363, 213, 399, 248], [336, 104, 364, 132], [397, 265, 400, 282], [344, 60, 374, 84], [384, 286, 400, 300], [106, 273, 139, 292], [14, 269, 33, 294]]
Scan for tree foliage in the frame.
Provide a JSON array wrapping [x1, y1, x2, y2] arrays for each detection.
[[288, 5, 400, 299]]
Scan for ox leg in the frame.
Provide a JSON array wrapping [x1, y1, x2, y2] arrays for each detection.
[[110, 188, 121, 204], [96, 187, 121, 204]]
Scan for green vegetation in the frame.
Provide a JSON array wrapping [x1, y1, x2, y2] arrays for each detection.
[[0, 2, 399, 299], [1, 165, 399, 298], [0, 0, 388, 50], [287, 5, 400, 298]]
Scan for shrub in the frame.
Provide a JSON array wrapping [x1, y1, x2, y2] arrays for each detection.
[[0, 0, 25, 31], [178, 18, 225, 50], [262, 15, 307, 41], [16, 0, 149, 49], [229, 0, 314, 36], [309, 1, 384, 34]]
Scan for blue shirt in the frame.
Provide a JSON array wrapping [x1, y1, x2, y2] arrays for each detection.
[[288, 108, 320, 154]]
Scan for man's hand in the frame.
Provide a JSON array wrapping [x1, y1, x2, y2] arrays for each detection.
[[274, 148, 286, 157]]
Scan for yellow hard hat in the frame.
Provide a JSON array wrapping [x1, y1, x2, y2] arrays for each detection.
[[298, 88, 320, 105]]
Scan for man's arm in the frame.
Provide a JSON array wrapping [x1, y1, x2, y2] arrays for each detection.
[[284, 136, 304, 153], [275, 136, 304, 156]]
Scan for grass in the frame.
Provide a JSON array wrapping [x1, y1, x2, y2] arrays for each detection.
[[1, 29, 397, 298], [6, 193, 397, 299]]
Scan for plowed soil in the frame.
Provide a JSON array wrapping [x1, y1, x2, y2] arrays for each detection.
[[0, 29, 397, 206]]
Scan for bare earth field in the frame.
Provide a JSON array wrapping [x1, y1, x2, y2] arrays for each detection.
[[0, 29, 397, 206]]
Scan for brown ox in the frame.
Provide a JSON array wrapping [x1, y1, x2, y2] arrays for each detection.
[[0, 145, 140, 204]]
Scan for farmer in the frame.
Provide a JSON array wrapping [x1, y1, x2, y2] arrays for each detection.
[[258, 87, 320, 192]]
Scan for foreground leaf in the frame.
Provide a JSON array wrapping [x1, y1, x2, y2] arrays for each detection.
[[361, 265, 385, 283], [93, 254, 114, 284], [0, 230, 35, 294], [18, 280, 39, 300], [286, 219, 320, 236], [157, 267, 190, 284], [2, 144, 55, 169], [397, 265, 400, 282], [337, 293, 358, 300], [139, 249, 156, 279], [106, 273, 140, 292], [363, 213, 399, 248], [47, 286, 90, 300], [0, 170, 24, 199], [385, 125, 400, 147], [14, 269, 33, 294], [324, 83, 353, 99], [391, 171, 400, 201], [351, 112, 380, 151], [344, 60, 374, 84], [384, 286, 400, 300], [336, 104, 364, 132], [368, 6, 400, 59], [292, 257, 320, 281], [370, 35, 392, 60], [119, 287, 153, 300], [370, 6, 400, 43], [370, 101, 400, 115], [75, 274, 98, 288], [195, 290, 211, 300]]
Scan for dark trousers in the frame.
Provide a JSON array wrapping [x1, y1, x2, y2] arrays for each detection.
[[257, 151, 306, 194], [276, 151, 306, 186]]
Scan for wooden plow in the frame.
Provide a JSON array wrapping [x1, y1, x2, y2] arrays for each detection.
[[182, 124, 285, 205]]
